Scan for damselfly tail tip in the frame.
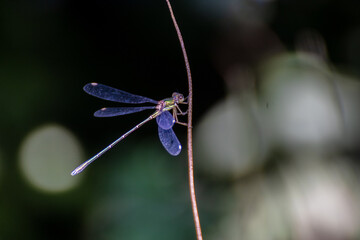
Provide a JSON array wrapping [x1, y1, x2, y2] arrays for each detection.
[[71, 160, 93, 176], [71, 167, 83, 176]]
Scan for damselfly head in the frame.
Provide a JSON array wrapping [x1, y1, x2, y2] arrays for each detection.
[[172, 92, 185, 103]]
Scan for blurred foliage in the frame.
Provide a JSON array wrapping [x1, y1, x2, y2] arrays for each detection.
[[0, 0, 360, 239]]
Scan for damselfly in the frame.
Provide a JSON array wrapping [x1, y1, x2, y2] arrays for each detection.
[[71, 83, 187, 176]]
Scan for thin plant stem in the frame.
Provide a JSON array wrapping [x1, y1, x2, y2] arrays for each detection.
[[165, 1, 203, 240]]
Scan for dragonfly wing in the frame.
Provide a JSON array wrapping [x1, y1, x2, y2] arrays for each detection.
[[94, 106, 156, 117], [84, 83, 158, 104], [158, 126, 181, 156], [156, 111, 175, 130]]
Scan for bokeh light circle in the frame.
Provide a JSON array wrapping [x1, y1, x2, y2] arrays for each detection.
[[195, 95, 264, 178], [19, 124, 84, 192], [261, 53, 342, 151]]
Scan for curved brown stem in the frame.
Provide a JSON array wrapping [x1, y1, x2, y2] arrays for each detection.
[[165, 1, 203, 240]]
